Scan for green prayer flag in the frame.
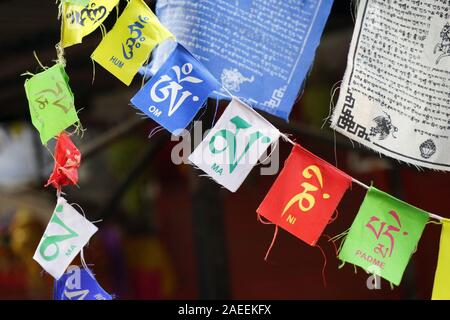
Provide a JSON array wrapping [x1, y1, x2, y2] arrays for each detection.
[[24, 63, 79, 145], [338, 187, 428, 286]]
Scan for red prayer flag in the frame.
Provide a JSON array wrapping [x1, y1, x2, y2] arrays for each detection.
[[45, 132, 81, 190], [257, 144, 352, 246]]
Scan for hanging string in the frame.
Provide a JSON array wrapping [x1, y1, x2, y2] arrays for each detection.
[[257, 213, 272, 225], [322, 234, 338, 256], [80, 248, 96, 279], [21, 71, 35, 77], [316, 244, 328, 288], [329, 228, 350, 257], [211, 98, 220, 127], [352, 178, 369, 190], [428, 212, 445, 221], [329, 228, 350, 243], [264, 225, 278, 261], [57, 190, 66, 200], [328, 81, 340, 169], [258, 139, 279, 165], [427, 219, 444, 226], [219, 92, 445, 222], [91, 57, 96, 84], [333, 130, 338, 168], [100, 24, 107, 38], [350, 0, 356, 24], [221, 86, 234, 100], [279, 132, 296, 146], [257, 214, 279, 261], [75, 119, 86, 139], [148, 125, 164, 139], [55, 42, 66, 67], [56, 0, 63, 20], [322, 80, 341, 129], [328, 209, 339, 224], [33, 51, 47, 71], [65, 119, 86, 139], [56, 188, 62, 199], [140, 55, 152, 89]]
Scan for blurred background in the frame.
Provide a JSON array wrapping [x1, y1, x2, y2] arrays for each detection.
[[0, 0, 448, 299]]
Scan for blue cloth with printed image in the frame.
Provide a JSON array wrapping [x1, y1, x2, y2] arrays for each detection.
[[146, 0, 334, 120]]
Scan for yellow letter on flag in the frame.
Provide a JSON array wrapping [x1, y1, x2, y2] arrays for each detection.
[[432, 219, 450, 300], [61, 0, 119, 48], [91, 0, 174, 85]]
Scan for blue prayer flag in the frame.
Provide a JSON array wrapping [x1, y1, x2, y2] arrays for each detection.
[[131, 43, 220, 135], [54, 266, 112, 300]]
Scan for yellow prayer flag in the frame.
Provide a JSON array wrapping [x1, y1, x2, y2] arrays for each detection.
[[432, 219, 450, 300], [61, 0, 119, 48], [91, 0, 174, 85]]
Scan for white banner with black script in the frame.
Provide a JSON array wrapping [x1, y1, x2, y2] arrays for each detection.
[[330, 0, 450, 170]]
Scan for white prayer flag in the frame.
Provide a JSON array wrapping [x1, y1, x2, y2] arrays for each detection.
[[330, 0, 450, 170], [188, 98, 280, 192], [33, 197, 98, 279]]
